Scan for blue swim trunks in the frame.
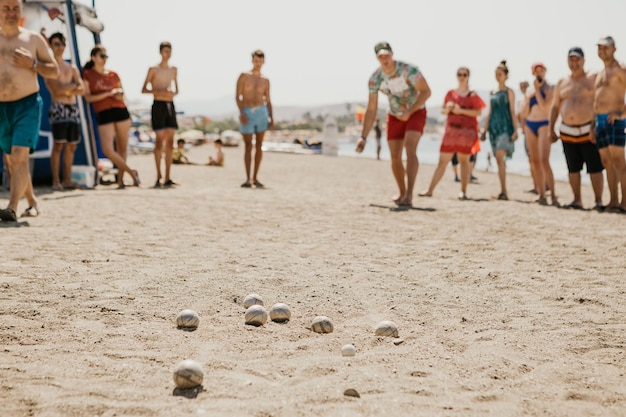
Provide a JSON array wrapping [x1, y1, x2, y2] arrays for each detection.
[[0, 93, 43, 155], [595, 113, 626, 149], [240, 105, 269, 134]]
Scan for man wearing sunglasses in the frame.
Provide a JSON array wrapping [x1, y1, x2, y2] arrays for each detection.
[[0, 0, 59, 221], [356, 42, 431, 207], [44, 32, 84, 192]]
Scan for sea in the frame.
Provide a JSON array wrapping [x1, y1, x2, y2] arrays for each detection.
[[337, 133, 578, 184]]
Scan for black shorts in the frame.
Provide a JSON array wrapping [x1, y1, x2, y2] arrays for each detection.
[[151, 101, 178, 130], [451, 152, 476, 166], [96, 107, 130, 125], [51, 122, 80, 143], [562, 141, 604, 174]]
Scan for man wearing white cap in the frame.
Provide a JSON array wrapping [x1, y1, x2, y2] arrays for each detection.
[[356, 42, 432, 207], [549, 47, 604, 210], [593, 36, 626, 213]]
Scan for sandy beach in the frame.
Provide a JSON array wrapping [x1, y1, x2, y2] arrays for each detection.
[[1, 144, 624, 417]]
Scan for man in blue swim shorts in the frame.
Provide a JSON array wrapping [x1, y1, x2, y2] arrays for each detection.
[[236, 50, 274, 188], [593, 36, 626, 213], [0, 0, 59, 222]]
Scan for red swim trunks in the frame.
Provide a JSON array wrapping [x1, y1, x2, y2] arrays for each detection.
[[386, 109, 427, 140]]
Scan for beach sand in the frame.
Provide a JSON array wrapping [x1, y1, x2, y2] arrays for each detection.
[[1, 144, 624, 417]]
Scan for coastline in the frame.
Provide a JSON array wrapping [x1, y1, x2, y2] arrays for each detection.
[[1, 144, 624, 417]]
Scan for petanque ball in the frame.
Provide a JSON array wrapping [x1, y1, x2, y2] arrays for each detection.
[[341, 344, 356, 357], [243, 293, 264, 309], [245, 305, 268, 326], [176, 309, 200, 329], [374, 320, 399, 338], [269, 303, 291, 323], [311, 316, 334, 333], [173, 359, 204, 389]]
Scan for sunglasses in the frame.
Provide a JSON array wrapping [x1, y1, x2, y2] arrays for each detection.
[[99, 54, 108, 59], [51, 42, 65, 47], [457, 73, 469, 77]]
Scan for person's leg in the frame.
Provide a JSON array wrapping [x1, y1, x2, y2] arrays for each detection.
[[153, 130, 164, 184], [495, 149, 508, 198], [388, 139, 406, 203], [376, 138, 381, 160], [61, 142, 78, 188], [114, 118, 135, 186], [525, 126, 545, 200], [252, 131, 265, 186], [98, 123, 134, 187], [242, 134, 253, 186], [457, 153, 472, 196], [420, 152, 453, 197], [538, 125, 557, 204], [5, 146, 32, 214], [567, 172, 582, 206], [589, 172, 604, 207], [402, 130, 422, 206], [451, 153, 459, 181], [50, 141, 64, 189], [163, 128, 175, 183], [597, 148, 617, 208], [607, 145, 626, 209]]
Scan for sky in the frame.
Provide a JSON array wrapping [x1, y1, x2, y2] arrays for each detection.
[[62, 0, 626, 112]]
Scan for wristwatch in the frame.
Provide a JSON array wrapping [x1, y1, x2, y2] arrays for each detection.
[[31, 58, 38, 71]]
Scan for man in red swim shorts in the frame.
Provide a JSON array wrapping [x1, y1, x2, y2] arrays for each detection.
[[356, 42, 431, 207]]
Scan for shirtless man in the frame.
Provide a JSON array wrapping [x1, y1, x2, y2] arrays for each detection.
[[236, 49, 273, 188], [0, 0, 59, 221], [142, 41, 179, 187], [593, 36, 626, 213], [356, 42, 431, 207], [549, 47, 604, 210], [44, 32, 84, 191], [525, 62, 557, 206]]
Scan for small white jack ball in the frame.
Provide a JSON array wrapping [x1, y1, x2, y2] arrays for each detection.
[[341, 344, 356, 357], [245, 305, 268, 326], [176, 309, 200, 329], [311, 316, 334, 333], [374, 320, 399, 338], [269, 303, 291, 323], [173, 359, 204, 389], [243, 293, 264, 309]]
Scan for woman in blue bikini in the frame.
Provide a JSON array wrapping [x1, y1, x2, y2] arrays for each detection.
[[524, 62, 557, 206]]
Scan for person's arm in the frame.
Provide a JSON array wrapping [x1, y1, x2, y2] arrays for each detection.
[[235, 73, 247, 124], [548, 81, 562, 143], [507, 88, 518, 140], [265, 78, 274, 130], [34, 33, 59, 79], [112, 74, 125, 102], [608, 68, 626, 122], [13, 33, 59, 79], [172, 67, 179, 96], [533, 81, 552, 113], [71, 65, 85, 96], [451, 94, 483, 117], [356, 93, 378, 152], [82, 75, 120, 103], [141, 67, 154, 94], [404, 75, 431, 117]]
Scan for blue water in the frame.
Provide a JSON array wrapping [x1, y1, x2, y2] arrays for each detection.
[[338, 133, 573, 183]]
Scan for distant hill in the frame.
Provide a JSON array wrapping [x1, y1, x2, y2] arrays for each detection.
[[176, 89, 492, 122]]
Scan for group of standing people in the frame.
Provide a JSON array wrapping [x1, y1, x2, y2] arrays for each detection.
[[357, 38, 626, 213], [1, 0, 624, 221]]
